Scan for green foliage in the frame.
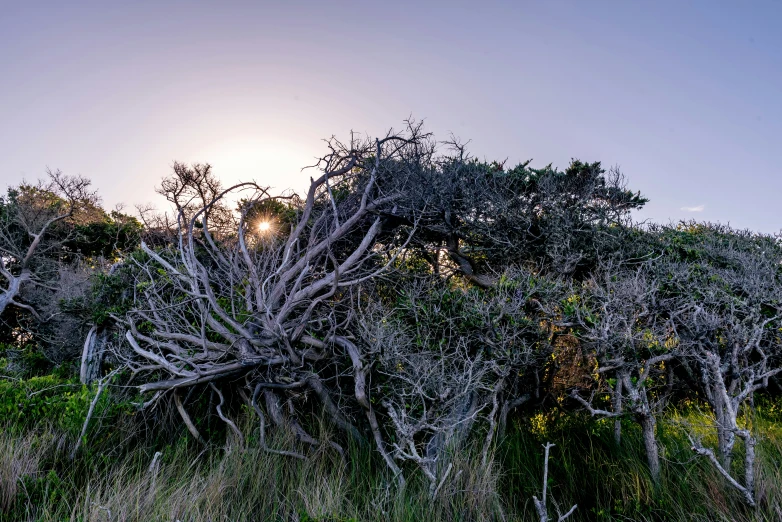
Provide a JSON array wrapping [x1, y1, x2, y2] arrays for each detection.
[[83, 249, 152, 326], [242, 196, 299, 231], [398, 155, 649, 278], [15, 470, 66, 516], [0, 343, 53, 377], [0, 369, 135, 440], [0, 375, 89, 435], [66, 210, 143, 259]]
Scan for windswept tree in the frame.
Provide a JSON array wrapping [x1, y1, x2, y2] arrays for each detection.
[[355, 270, 554, 490], [111, 124, 430, 456], [0, 169, 144, 372], [384, 150, 647, 286], [661, 224, 782, 506], [567, 258, 681, 482]]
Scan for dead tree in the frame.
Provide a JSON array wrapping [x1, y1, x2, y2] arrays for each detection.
[[533, 442, 577, 522], [113, 124, 430, 458], [0, 170, 97, 319]]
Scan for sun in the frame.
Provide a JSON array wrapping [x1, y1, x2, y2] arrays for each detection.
[[258, 221, 271, 233]]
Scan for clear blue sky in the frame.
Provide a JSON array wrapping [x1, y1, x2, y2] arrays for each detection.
[[2, 1, 780, 232]]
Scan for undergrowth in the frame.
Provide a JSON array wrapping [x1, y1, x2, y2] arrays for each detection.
[[2, 372, 782, 521]]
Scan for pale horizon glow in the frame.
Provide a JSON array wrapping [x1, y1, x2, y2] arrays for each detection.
[[200, 135, 317, 194], [1, 1, 780, 233]]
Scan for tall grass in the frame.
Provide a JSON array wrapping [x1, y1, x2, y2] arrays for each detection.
[[2, 413, 505, 522], [0, 428, 56, 512], [500, 411, 782, 521], [3, 408, 782, 521]]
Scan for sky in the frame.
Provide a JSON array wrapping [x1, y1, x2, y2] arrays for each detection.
[[1, 1, 780, 232]]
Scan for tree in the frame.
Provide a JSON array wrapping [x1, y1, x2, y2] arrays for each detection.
[[661, 224, 782, 506], [0, 170, 97, 324], [567, 258, 679, 482], [355, 270, 552, 490], [111, 125, 428, 460], [384, 149, 647, 286]]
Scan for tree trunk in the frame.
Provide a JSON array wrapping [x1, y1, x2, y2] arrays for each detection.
[[80, 326, 107, 384], [613, 379, 623, 446], [639, 413, 660, 482], [715, 408, 736, 470], [704, 354, 736, 469], [738, 429, 756, 505], [0, 270, 29, 316]]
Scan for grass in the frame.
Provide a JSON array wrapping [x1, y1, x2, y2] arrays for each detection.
[[500, 409, 782, 521], [3, 404, 782, 521], [1, 413, 505, 522]]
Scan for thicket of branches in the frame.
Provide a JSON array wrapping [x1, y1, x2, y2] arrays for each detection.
[[3, 122, 781, 510]]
